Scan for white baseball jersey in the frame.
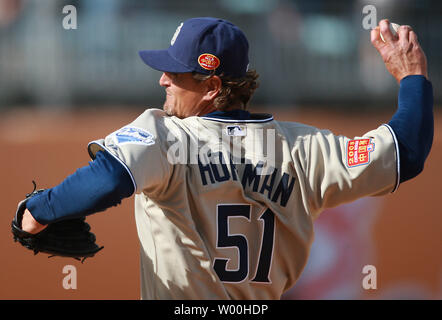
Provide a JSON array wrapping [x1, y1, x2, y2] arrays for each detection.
[[88, 108, 399, 299]]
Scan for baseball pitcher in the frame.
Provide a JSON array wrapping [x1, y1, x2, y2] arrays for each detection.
[[12, 17, 433, 299]]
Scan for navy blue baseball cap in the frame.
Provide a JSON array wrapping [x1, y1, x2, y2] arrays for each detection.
[[139, 17, 249, 78]]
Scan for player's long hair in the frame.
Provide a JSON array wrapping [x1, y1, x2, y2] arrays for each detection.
[[193, 70, 259, 111]]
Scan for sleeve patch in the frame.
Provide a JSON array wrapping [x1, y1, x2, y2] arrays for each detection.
[[346, 138, 375, 168], [112, 126, 155, 146]]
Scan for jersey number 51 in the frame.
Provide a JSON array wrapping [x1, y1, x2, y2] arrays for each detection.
[[213, 204, 275, 283]]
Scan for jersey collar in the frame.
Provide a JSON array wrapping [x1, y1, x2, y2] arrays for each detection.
[[201, 109, 273, 123]]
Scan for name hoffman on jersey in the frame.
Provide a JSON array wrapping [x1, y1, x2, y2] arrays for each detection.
[[198, 153, 296, 208], [166, 126, 296, 207]]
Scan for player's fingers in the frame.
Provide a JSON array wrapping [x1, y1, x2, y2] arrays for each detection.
[[379, 19, 395, 42], [370, 27, 385, 51], [397, 25, 411, 44], [409, 30, 420, 47]]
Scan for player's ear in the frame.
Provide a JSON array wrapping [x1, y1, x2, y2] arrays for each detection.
[[203, 75, 222, 101]]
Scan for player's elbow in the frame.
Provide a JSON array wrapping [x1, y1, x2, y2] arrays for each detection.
[[404, 161, 424, 182], [104, 168, 135, 202], [399, 147, 428, 183], [93, 150, 135, 199], [94, 175, 132, 210]]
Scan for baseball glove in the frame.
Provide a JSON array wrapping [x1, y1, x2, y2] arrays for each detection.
[[11, 181, 104, 263]]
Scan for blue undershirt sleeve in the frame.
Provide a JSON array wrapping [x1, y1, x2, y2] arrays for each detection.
[[26, 150, 135, 225], [388, 75, 434, 184]]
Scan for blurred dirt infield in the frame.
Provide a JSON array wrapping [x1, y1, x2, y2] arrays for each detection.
[[0, 106, 441, 299]]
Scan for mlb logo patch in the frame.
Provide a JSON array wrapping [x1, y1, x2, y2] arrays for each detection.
[[225, 125, 247, 136], [346, 138, 375, 167], [113, 126, 155, 146]]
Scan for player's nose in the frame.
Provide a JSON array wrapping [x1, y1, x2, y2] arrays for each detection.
[[159, 73, 170, 87]]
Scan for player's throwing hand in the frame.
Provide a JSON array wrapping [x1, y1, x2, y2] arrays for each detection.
[[371, 19, 428, 83]]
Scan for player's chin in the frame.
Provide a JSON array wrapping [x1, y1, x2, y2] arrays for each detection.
[[163, 105, 175, 117]]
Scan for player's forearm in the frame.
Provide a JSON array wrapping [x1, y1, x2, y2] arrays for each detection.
[[388, 75, 434, 183], [26, 150, 135, 225]]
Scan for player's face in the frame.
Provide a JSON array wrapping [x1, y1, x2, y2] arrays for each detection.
[[159, 72, 215, 118]]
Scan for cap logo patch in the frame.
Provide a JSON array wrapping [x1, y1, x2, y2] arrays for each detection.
[[170, 22, 183, 46], [198, 53, 220, 70], [346, 138, 375, 167]]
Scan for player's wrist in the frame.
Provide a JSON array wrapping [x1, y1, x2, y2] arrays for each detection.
[[21, 209, 47, 234], [396, 71, 428, 83], [399, 74, 430, 85]]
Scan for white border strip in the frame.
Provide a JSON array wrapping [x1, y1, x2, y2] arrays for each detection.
[[87, 140, 138, 193], [383, 124, 400, 193]]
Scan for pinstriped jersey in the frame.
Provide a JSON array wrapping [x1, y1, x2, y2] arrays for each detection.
[[88, 108, 399, 299]]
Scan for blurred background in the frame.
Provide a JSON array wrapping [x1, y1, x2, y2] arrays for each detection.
[[1, 0, 441, 108], [0, 0, 440, 300]]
